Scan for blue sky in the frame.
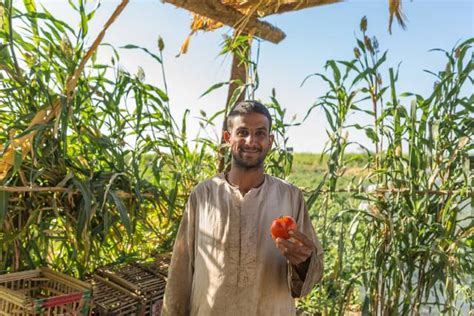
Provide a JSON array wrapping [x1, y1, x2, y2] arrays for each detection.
[[39, 0, 473, 152]]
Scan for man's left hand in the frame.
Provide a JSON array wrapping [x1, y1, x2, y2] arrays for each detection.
[[275, 230, 314, 265]]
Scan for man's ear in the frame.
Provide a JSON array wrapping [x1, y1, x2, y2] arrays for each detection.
[[269, 134, 275, 148], [223, 130, 231, 143]]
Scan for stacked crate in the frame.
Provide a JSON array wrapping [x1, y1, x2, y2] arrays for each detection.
[[0, 267, 92, 315], [91, 253, 171, 315], [90, 274, 145, 315]]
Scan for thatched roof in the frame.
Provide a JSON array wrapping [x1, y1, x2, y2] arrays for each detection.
[[162, 0, 341, 53], [163, 0, 408, 54]]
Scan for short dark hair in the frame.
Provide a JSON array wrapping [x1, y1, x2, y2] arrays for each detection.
[[226, 100, 272, 131]]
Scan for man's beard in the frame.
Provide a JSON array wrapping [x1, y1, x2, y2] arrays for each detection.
[[232, 148, 267, 170]]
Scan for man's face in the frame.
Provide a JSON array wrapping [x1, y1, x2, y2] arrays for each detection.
[[224, 113, 274, 170]]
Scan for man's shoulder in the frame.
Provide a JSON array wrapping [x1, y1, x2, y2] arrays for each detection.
[[266, 174, 302, 195], [191, 174, 225, 195]]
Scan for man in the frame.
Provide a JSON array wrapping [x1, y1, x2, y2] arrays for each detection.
[[161, 100, 323, 315]]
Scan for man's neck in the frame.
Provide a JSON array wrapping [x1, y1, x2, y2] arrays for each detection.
[[226, 166, 265, 196]]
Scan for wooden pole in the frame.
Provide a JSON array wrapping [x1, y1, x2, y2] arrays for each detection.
[[217, 35, 251, 173]]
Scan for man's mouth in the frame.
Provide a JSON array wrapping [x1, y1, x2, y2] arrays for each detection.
[[241, 149, 260, 154]]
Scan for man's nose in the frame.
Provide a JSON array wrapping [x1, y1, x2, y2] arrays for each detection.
[[244, 134, 256, 145]]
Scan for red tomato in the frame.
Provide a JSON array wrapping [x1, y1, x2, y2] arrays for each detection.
[[281, 216, 297, 232], [270, 216, 297, 239]]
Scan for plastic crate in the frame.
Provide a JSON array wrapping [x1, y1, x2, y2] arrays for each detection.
[[0, 267, 91, 315]]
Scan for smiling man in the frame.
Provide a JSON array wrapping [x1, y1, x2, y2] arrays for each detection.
[[161, 100, 324, 315]]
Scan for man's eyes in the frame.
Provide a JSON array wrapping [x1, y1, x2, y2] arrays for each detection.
[[236, 130, 266, 137]]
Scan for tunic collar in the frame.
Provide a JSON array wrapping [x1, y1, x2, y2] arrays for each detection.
[[218, 172, 268, 198]]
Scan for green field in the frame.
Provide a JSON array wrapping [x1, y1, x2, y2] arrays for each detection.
[[288, 153, 368, 189], [1, 1, 471, 314]]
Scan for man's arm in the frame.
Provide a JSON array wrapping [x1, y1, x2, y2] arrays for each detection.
[[292, 243, 312, 280], [275, 189, 324, 298], [161, 192, 196, 316], [288, 230, 323, 297]]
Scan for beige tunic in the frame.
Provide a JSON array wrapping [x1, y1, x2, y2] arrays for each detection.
[[161, 173, 323, 316]]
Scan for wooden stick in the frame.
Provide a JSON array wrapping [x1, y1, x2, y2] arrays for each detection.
[[93, 275, 141, 299], [96, 270, 140, 293], [0, 186, 469, 196], [41, 267, 91, 291], [260, 0, 341, 16], [0, 186, 70, 193], [162, 0, 286, 43], [300, 187, 473, 196], [0, 187, 190, 200]]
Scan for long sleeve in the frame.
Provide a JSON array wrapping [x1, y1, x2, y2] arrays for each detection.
[[161, 191, 196, 316], [288, 190, 324, 298]]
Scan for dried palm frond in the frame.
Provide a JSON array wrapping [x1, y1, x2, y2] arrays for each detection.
[[388, 0, 407, 34], [171, 0, 409, 54], [169, 0, 340, 54]]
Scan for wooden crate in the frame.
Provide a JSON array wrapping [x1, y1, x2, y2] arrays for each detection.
[[0, 267, 91, 316], [90, 274, 145, 315], [146, 252, 171, 279], [94, 255, 170, 316]]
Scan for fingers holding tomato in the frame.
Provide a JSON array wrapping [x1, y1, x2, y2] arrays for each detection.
[[288, 230, 314, 248], [275, 236, 313, 265]]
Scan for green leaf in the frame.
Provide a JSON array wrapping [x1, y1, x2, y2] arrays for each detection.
[[200, 81, 229, 98], [326, 60, 341, 85], [365, 127, 379, 143], [109, 190, 131, 235], [373, 51, 387, 70], [23, 0, 39, 45], [351, 68, 370, 88], [322, 105, 336, 132], [121, 44, 162, 64], [78, 0, 88, 38], [73, 178, 92, 239], [0, 190, 9, 227], [12, 149, 22, 173]]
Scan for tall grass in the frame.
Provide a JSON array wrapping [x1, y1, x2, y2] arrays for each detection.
[[0, 1, 294, 277], [298, 18, 473, 315], [0, 0, 216, 276]]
